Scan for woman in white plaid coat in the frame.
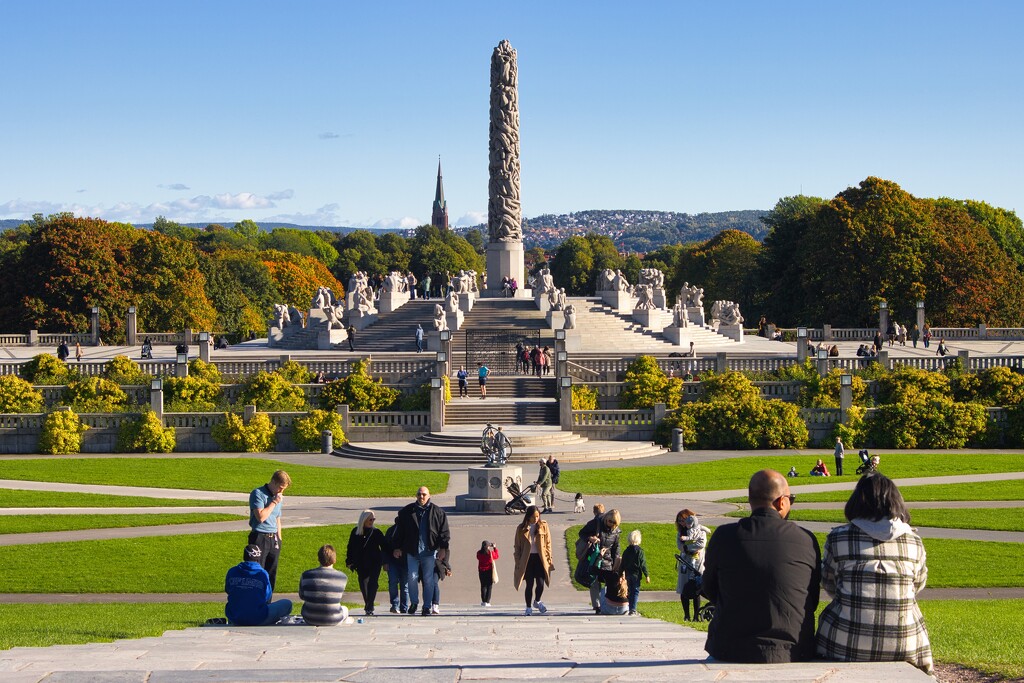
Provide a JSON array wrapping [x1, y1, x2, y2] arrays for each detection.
[[816, 473, 933, 674]]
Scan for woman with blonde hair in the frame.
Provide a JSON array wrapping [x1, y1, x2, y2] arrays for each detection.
[[345, 510, 386, 615], [513, 505, 554, 616]]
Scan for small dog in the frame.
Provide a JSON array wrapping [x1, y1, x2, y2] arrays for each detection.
[[573, 492, 586, 514]]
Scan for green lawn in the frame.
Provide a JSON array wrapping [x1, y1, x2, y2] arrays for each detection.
[[1, 513, 245, 535], [0, 524, 375, 593], [0, 489, 240, 508], [0, 458, 449, 497], [565, 524, 1024, 589], [558, 453, 1024, 496], [639, 600, 1024, 680], [781, 507, 1024, 532], [787, 479, 1024, 503]]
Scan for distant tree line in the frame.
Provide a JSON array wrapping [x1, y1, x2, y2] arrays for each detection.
[[0, 214, 484, 341]]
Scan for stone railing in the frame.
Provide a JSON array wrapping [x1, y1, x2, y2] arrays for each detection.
[[570, 408, 661, 441]]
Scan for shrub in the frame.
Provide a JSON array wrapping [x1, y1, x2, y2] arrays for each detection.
[[62, 377, 129, 412], [236, 371, 307, 412], [974, 367, 1024, 407], [116, 410, 176, 453], [319, 361, 400, 411], [659, 397, 808, 450], [810, 368, 868, 408], [0, 375, 44, 413], [38, 409, 88, 454], [276, 360, 312, 384], [103, 355, 151, 385], [699, 371, 761, 403], [833, 405, 868, 447], [20, 354, 73, 385], [1006, 405, 1024, 447], [292, 409, 346, 451], [396, 376, 451, 411], [876, 366, 951, 404], [187, 358, 222, 384], [867, 395, 988, 448], [164, 375, 223, 412], [211, 412, 277, 452], [620, 356, 682, 409], [571, 384, 599, 411]]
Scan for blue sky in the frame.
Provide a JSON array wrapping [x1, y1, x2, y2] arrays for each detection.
[[1, 1, 1021, 229]]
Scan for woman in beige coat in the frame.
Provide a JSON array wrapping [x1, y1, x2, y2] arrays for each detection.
[[513, 505, 554, 616]]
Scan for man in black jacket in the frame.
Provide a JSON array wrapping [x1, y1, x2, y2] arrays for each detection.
[[392, 486, 450, 616], [702, 469, 820, 663]]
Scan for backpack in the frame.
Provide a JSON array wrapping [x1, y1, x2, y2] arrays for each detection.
[[573, 541, 601, 588]]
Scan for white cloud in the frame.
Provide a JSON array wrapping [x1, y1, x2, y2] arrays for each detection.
[[0, 199, 67, 217], [159, 183, 190, 191], [372, 216, 422, 230], [454, 211, 486, 227], [264, 203, 343, 226], [266, 189, 294, 201], [318, 132, 340, 139]]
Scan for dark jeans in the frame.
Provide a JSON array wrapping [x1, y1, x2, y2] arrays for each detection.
[[524, 554, 545, 607], [479, 569, 493, 603], [357, 569, 379, 613], [626, 574, 641, 613], [247, 530, 280, 591], [835, 457, 844, 476], [388, 561, 409, 611]]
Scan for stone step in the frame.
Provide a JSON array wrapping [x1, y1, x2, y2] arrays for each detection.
[[412, 431, 586, 448], [443, 400, 559, 425], [334, 438, 667, 464]]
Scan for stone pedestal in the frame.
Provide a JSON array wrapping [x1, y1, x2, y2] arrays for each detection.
[[126, 308, 137, 347], [652, 288, 667, 310], [717, 323, 744, 343], [632, 309, 672, 329], [686, 306, 706, 327], [427, 330, 442, 352], [456, 465, 521, 513], [348, 310, 378, 332], [601, 290, 637, 313], [662, 326, 691, 346], [378, 290, 410, 314], [317, 328, 348, 350], [446, 310, 464, 331], [562, 329, 583, 352], [535, 293, 551, 312], [546, 310, 565, 330], [458, 292, 475, 314], [486, 241, 525, 296]]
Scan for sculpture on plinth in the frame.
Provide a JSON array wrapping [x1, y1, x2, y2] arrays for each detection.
[[433, 304, 448, 331], [383, 271, 407, 293], [711, 300, 744, 326], [446, 291, 460, 313], [538, 266, 555, 295], [638, 268, 665, 289], [612, 269, 631, 293], [595, 268, 616, 293], [311, 286, 336, 310], [563, 303, 577, 329], [634, 285, 655, 310], [680, 282, 705, 308]]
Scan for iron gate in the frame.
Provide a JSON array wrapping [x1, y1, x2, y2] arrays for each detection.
[[465, 329, 541, 376]]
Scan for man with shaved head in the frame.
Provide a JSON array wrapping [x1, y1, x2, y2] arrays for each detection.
[[702, 469, 820, 663]]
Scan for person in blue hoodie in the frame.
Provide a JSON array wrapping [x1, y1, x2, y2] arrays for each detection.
[[225, 544, 293, 626]]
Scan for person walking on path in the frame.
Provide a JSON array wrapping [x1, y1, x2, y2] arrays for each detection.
[[422, 274, 432, 300], [56, 341, 69, 362], [546, 455, 560, 510], [346, 510, 386, 616], [476, 541, 499, 606], [477, 362, 489, 399], [702, 469, 821, 663], [457, 365, 469, 398], [620, 529, 651, 616], [74, 341, 83, 362], [675, 509, 709, 621], [298, 544, 348, 626], [834, 437, 845, 476], [535, 458, 553, 513], [816, 473, 933, 674], [513, 505, 554, 616], [392, 486, 450, 616], [577, 504, 606, 611], [248, 470, 290, 591], [415, 324, 424, 352], [225, 544, 293, 626], [346, 324, 356, 352], [383, 516, 409, 614]]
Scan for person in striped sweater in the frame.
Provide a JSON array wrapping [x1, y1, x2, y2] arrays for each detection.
[[298, 545, 349, 626]]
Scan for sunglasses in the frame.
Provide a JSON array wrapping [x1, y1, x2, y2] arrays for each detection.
[[777, 494, 796, 505]]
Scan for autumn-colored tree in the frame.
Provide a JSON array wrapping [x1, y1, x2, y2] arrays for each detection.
[[130, 230, 218, 333], [262, 250, 344, 308]]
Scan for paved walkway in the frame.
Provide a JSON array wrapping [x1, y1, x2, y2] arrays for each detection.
[[0, 606, 932, 682]]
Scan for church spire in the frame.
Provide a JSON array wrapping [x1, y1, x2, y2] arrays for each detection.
[[431, 156, 449, 231]]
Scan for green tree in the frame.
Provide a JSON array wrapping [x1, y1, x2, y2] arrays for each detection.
[[549, 236, 594, 295]]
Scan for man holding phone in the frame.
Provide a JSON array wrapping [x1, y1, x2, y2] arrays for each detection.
[[249, 470, 291, 591]]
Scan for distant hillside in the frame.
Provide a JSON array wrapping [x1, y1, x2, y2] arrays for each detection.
[[3, 211, 770, 251], [515, 209, 769, 251]]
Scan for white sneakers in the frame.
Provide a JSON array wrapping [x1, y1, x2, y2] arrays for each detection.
[[524, 606, 533, 616], [534, 601, 547, 614], [430, 604, 440, 614]]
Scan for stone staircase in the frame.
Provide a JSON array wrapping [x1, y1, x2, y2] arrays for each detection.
[[333, 426, 667, 463], [571, 298, 740, 352], [340, 298, 442, 353], [270, 326, 324, 350]]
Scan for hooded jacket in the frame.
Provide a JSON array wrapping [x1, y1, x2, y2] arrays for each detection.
[[224, 561, 271, 625]]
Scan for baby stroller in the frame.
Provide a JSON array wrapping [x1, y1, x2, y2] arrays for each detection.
[[140, 338, 153, 359], [856, 449, 880, 475], [504, 479, 537, 515]]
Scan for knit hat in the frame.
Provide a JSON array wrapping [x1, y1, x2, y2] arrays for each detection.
[[244, 544, 262, 561]]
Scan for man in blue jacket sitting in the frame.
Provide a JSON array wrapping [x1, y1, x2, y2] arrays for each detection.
[[225, 544, 293, 626]]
